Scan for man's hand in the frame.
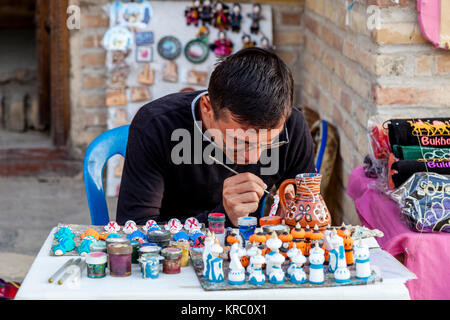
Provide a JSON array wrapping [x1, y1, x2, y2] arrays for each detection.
[[222, 172, 267, 226]]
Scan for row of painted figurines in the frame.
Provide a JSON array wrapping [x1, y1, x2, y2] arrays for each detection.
[[202, 229, 372, 286], [185, 1, 264, 34]]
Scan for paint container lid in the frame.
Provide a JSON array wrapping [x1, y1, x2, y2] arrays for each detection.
[[106, 238, 132, 255], [238, 216, 257, 226], [161, 247, 182, 259], [139, 245, 161, 254], [86, 252, 107, 265], [259, 216, 282, 226], [262, 224, 290, 235], [140, 242, 158, 247], [208, 213, 225, 222], [147, 230, 171, 241]]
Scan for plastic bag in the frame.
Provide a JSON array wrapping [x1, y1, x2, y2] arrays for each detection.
[[390, 172, 450, 233]]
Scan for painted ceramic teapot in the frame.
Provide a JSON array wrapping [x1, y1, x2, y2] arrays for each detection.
[[279, 173, 331, 230]]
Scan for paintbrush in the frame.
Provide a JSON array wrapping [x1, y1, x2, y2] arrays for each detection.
[[57, 258, 82, 285], [48, 258, 75, 283], [208, 155, 272, 196]]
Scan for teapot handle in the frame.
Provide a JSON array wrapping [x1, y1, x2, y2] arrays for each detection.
[[278, 179, 296, 212]]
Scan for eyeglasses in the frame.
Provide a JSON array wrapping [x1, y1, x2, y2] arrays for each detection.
[[212, 125, 290, 153]]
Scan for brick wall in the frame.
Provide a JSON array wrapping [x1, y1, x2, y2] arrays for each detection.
[[301, 0, 450, 225], [68, 0, 305, 158]]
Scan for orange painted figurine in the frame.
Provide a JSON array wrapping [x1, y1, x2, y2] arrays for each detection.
[[343, 229, 354, 266], [290, 222, 306, 255], [303, 225, 312, 257], [278, 231, 293, 259]]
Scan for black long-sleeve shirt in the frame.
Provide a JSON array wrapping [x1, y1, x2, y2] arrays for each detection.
[[116, 90, 316, 227]]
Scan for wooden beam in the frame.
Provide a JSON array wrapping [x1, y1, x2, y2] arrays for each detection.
[[36, 0, 51, 130], [49, 0, 70, 147]]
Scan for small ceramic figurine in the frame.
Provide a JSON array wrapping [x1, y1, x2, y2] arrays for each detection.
[[165, 218, 184, 234], [123, 220, 138, 234], [310, 224, 324, 247], [143, 219, 160, 232], [184, 217, 200, 232], [354, 240, 371, 280], [343, 229, 354, 266], [325, 229, 350, 283], [249, 229, 267, 253], [208, 239, 224, 283], [291, 222, 306, 255], [248, 249, 266, 285], [185, 0, 201, 27], [210, 31, 233, 57], [230, 3, 242, 32], [308, 242, 325, 285], [268, 249, 285, 284], [247, 3, 263, 34], [213, 1, 230, 31], [260, 36, 274, 51], [303, 225, 312, 257], [52, 226, 76, 256], [246, 242, 259, 275], [228, 242, 246, 285], [78, 235, 97, 256], [278, 231, 293, 259], [127, 230, 147, 244], [290, 251, 307, 284], [104, 221, 121, 233], [265, 232, 282, 275], [286, 246, 301, 278], [202, 231, 216, 278], [200, 0, 213, 25], [241, 33, 256, 49]]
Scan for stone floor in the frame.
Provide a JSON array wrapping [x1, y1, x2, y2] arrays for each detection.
[[0, 174, 117, 282]]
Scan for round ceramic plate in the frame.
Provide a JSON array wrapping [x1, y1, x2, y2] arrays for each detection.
[[157, 36, 182, 60], [184, 39, 210, 64]]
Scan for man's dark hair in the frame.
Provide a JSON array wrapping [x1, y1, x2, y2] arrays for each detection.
[[208, 47, 294, 129]]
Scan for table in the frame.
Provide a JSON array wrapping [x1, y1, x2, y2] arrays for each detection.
[[15, 227, 414, 300], [347, 166, 450, 300]]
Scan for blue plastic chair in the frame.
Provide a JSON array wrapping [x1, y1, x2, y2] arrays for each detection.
[[83, 125, 130, 225]]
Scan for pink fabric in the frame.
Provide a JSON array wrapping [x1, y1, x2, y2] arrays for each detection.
[[417, 0, 441, 48], [347, 167, 450, 300]]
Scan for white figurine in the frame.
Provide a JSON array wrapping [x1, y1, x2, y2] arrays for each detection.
[[268, 249, 285, 284], [290, 253, 307, 284], [286, 246, 301, 279], [208, 239, 224, 283], [354, 240, 371, 280], [228, 243, 246, 285], [265, 232, 282, 275], [309, 242, 325, 285], [248, 249, 266, 285], [123, 220, 138, 234], [202, 231, 215, 278], [245, 242, 259, 275], [325, 229, 350, 283]]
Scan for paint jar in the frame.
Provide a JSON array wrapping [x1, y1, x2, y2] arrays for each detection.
[[259, 215, 282, 226], [238, 216, 257, 241], [173, 241, 190, 267], [208, 213, 225, 234], [85, 252, 107, 279], [106, 238, 132, 277], [138, 255, 163, 279], [161, 247, 183, 274], [131, 240, 140, 264], [147, 230, 171, 248]]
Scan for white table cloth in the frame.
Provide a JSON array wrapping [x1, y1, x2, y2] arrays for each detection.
[[16, 227, 415, 300]]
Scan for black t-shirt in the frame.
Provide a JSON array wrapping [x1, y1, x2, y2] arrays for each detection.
[[116, 90, 316, 227]]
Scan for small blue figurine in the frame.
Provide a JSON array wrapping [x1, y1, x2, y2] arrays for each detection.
[[78, 235, 97, 256], [207, 239, 224, 283], [52, 226, 76, 256], [248, 249, 266, 285], [127, 230, 147, 243]]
